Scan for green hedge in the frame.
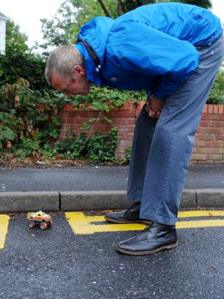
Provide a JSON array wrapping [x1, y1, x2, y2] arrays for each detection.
[[0, 79, 120, 163], [208, 70, 224, 104]]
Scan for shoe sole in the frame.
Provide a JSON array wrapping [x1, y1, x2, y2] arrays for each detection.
[[114, 242, 177, 256], [104, 215, 150, 225]]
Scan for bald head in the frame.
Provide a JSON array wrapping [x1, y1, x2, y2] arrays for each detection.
[[45, 45, 83, 86]]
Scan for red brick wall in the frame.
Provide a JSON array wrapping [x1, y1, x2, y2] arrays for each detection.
[[192, 104, 224, 162], [60, 102, 224, 162]]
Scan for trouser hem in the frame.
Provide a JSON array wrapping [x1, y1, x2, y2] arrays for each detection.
[[127, 193, 142, 202], [140, 212, 177, 226]]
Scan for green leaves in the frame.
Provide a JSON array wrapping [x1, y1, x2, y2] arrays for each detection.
[[175, 0, 211, 8], [70, 85, 144, 111], [0, 127, 16, 142], [14, 137, 41, 159], [6, 20, 29, 56], [0, 20, 48, 90], [120, 0, 211, 12], [0, 79, 66, 159], [55, 128, 118, 163], [0, 112, 17, 151], [92, 101, 110, 112], [209, 71, 224, 104]]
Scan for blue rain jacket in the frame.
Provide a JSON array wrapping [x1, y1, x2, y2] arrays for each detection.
[[75, 2, 223, 100]]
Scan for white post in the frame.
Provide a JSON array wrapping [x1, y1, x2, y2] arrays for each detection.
[[0, 13, 9, 55]]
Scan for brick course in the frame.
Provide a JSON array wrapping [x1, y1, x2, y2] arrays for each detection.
[[193, 104, 224, 162], [60, 102, 224, 162]]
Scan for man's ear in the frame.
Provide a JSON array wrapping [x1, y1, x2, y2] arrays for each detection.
[[72, 65, 85, 77]]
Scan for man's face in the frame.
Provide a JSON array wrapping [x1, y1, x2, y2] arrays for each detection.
[[51, 65, 90, 97]]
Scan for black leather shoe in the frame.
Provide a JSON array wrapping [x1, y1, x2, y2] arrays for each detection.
[[114, 221, 177, 255], [105, 202, 150, 224]]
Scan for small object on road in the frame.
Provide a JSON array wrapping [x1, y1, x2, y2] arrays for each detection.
[[27, 210, 52, 230]]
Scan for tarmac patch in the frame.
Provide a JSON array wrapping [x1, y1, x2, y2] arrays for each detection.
[[65, 210, 224, 235]]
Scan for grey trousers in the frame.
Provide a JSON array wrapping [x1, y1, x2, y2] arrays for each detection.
[[127, 34, 224, 225]]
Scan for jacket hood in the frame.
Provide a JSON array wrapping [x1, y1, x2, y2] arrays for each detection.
[[76, 16, 114, 85]]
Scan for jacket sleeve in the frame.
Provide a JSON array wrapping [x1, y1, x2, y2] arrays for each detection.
[[109, 20, 200, 100]]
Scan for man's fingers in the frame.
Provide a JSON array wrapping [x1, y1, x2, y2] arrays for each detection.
[[148, 109, 160, 118], [156, 110, 161, 118], [148, 110, 155, 118]]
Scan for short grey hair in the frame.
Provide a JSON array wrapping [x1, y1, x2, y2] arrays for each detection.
[[45, 45, 83, 85]]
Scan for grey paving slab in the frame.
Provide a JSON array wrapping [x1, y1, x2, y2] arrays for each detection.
[[0, 163, 224, 192], [0, 166, 128, 192]]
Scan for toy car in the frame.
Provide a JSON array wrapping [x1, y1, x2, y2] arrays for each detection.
[[27, 210, 52, 230]]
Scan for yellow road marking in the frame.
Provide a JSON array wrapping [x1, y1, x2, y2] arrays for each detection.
[[66, 212, 146, 235], [178, 210, 224, 218], [65, 210, 224, 235], [73, 210, 224, 224], [0, 215, 10, 249], [177, 219, 224, 229], [86, 216, 105, 222], [66, 212, 96, 234], [85, 223, 146, 233]]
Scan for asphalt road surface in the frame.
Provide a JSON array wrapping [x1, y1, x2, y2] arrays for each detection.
[[0, 163, 224, 192], [0, 210, 224, 298]]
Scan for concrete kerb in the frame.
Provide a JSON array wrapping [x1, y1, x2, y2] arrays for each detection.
[[0, 192, 59, 213], [0, 189, 224, 213], [196, 189, 224, 207], [60, 191, 129, 211], [60, 189, 198, 210]]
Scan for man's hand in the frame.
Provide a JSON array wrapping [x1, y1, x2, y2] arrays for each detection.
[[145, 96, 165, 118]]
